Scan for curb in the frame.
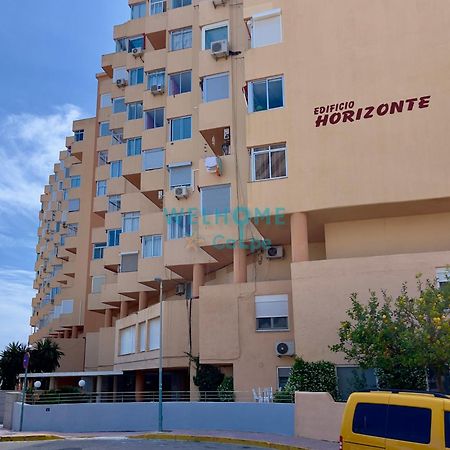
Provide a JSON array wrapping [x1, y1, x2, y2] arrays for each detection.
[[0, 435, 63, 442], [131, 433, 307, 449]]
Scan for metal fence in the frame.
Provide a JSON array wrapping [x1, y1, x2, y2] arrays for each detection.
[[25, 390, 294, 405]]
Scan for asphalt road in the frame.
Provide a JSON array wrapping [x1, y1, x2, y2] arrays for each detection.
[[0, 438, 262, 450]]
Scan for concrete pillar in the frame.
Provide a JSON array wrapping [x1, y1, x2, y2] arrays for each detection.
[[192, 264, 205, 298], [104, 309, 113, 328], [233, 243, 247, 283], [71, 326, 78, 339], [290, 212, 309, 263], [135, 371, 145, 402], [49, 377, 55, 390], [63, 330, 70, 339], [120, 301, 128, 319], [138, 292, 148, 311], [96, 376, 102, 403]]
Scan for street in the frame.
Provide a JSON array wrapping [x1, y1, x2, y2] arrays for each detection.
[[0, 438, 263, 450]]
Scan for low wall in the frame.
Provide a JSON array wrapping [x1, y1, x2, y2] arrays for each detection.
[[0, 391, 5, 423], [12, 401, 294, 435], [3, 392, 20, 429], [295, 392, 345, 442]]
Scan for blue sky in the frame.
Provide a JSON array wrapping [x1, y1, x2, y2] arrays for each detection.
[[0, 1, 129, 351]]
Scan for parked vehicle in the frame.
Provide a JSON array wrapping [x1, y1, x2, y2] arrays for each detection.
[[340, 390, 450, 449]]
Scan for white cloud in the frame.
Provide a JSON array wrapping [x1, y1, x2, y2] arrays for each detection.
[[0, 104, 83, 215], [0, 268, 35, 350]]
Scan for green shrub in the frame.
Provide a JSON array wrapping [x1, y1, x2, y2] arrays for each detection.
[[273, 390, 294, 403], [218, 376, 235, 402], [282, 357, 339, 401]]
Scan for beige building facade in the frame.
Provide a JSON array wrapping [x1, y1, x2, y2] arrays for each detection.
[[31, 0, 450, 395]]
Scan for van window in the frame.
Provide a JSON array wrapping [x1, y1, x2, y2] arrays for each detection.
[[353, 403, 388, 438], [444, 411, 450, 447], [386, 405, 431, 444]]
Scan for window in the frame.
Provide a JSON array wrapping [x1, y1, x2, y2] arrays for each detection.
[[100, 93, 111, 108], [110, 161, 122, 178], [277, 367, 291, 390], [116, 38, 127, 53], [251, 143, 287, 181], [250, 9, 282, 48], [123, 212, 140, 233], [74, 130, 84, 142], [108, 229, 121, 247], [150, 0, 166, 15], [147, 69, 165, 90], [168, 70, 191, 96], [145, 108, 165, 129], [99, 121, 111, 137], [127, 137, 142, 156], [336, 367, 377, 401], [202, 72, 229, 102], [168, 162, 192, 188], [66, 223, 78, 237], [172, 0, 191, 7], [202, 22, 228, 50], [352, 403, 388, 438], [131, 2, 146, 19], [119, 326, 136, 355], [108, 195, 121, 212], [91, 276, 105, 295], [113, 67, 128, 82], [170, 116, 191, 141], [167, 213, 191, 239], [139, 322, 146, 352], [201, 184, 230, 216], [70, 176, 81, 188], [129, 67, 144, 86], [386, 405, 431, 444], [255, 294, 288, 331], [436, 268, 450, 288], [445, 411, 450, 448], [111, 129, 124, 145], [112, 97, 126, 114], [61, 299, 74, 315], [128, 36, 144, 52], [98, 150, 108, 166], [64, 168, 70, 178], [170, 27, 192, 51], [96, 180, 107, 196], [93, 242, 106, 260], [121, 252, 138, 272], [142, 235, 162, 258], [143, 148, 164, 171], [248, 76, 284, 112], [149, 317, 161, 350], [68, 199, 80, 212], [128, 102, 143, 120]]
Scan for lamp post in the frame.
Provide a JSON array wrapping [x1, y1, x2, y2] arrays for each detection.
[[19, 348, 32, 432], [155, 277, 164, 432]]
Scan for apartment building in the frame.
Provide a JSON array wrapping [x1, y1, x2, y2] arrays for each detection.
[[31, 0, 450, 396]]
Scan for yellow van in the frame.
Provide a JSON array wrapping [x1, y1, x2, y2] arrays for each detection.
[[340, 391, 450, 449]]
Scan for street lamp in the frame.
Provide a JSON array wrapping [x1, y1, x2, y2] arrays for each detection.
[[155, 277, 164, 432], [33, 381, 41, 390], [78, 379, 86, 389]]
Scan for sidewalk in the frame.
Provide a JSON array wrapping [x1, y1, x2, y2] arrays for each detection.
[[0, 426, 337, 449]]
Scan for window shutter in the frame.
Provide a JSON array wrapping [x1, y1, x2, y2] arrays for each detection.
[[201, 184, 231, 216], [149, 317, 161, 350], [121, 253, 138, 272], [255, 294, 288, 318]]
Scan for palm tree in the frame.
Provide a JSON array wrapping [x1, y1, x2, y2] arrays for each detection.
[[0, 342, 26, 390], [30, 339, 64, 373]]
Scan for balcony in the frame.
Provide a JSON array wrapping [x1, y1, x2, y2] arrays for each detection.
[[101, 51, 128, 78], [141, 169, 165, 208], [145, 7, 167, 50], [123, 155, 142, 190], [93, 196, 108, 218]]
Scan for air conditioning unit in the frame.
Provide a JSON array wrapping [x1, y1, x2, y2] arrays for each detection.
[[131, 47, 144, 57], [150, 84, 165, 95], [211, 40, 229, 59], [265, 245, 284, 259], [174, 186, 189, 199], [157, 190, 164, 200], [175, 283, 186, 296], [275, 341, 295, 357], [224, 128, 230, 141], [116, 78, 128, 88]]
